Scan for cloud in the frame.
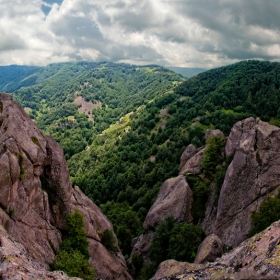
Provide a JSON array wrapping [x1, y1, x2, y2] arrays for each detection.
[[0, 0, 280, 67]]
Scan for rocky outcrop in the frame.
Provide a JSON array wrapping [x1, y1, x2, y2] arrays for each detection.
[[0, 93, 131, 280], [213, 118, 280, 247], [131, 176, 193, 260], [194, 234, 223, 264], [0, 225, 81, 279], [179, 145, 205, 175], [152, 220, 280, 279], [144, 175, 193, 230]]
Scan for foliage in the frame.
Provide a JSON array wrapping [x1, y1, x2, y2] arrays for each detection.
[[60, 209, 90, 258], [149, 216, 175, 265], [168, 223, 205, 262], [51, 250, 96, 280], [101, 229, 119, 253], [149, 217, 205, 266], [201, 135, 226, 179], [18, 153, 25, 180], [131, 253, 144, 276], [101, 202, 141, 256], [187, 175, 211, 223], [186, 135, 228, 222], [51, 209, 95, 279], [248, 191, 280, 237], [137, 263, 157, 280]]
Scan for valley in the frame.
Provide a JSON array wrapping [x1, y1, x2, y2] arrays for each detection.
[[1, 60, 280, 279]]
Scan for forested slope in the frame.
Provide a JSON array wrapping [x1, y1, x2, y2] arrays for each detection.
[[6, 59, 280, 264], [68, 60, 280, 260], [9, 61, 183, 159]]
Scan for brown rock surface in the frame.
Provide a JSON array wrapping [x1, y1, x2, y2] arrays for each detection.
[[179, 144, 196, 171], [205, 129, 224, 140], [130, 230, 154, 261], [0, 93, 131, 280], [214, 117, 280, 247], [152, 220, 280, 279], [0, 225, 81, 280], [194, 234, 223, 264], [151, 259, 203, 280], [179, 146, 205, 175], [131, 176, 193, 260], [144, 175, 193, 230]]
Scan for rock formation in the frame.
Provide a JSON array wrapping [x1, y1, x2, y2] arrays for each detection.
[[0, 225, 81, 279], [131, 175, 193, 260], [194, 234, 223, 264], [214, 117, 280, 247], [0, 93, 131, 280], [152, 220, 280, 279], [133, 117, 280, 277]]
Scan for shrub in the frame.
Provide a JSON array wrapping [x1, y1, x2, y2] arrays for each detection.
[[168, 223, 205, 262], [149, 216, 175, 266], [149, 217, 205, 266], [248, 191, 280, 237], [101, 229, 118, 252], [51, 250, 96, 280], [60, 209, 89, 258], [201, 135, 225, 179], [131, 253, 143, 276], [51, 209, 95, 278]]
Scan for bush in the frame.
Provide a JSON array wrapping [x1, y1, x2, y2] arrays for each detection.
[[51, 250, 96, 280], [149, 216, 175, 265], [168, 223, 205, 262], [149, 217, 205, 266], [51, 209, 95, 279], [201, 135, 225, 179], [60, 209, 89, 258], [101, 229, 119, 252], [248, 191, 280, 237]]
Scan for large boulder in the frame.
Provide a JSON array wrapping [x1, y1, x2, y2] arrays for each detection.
[[144, 175, 193, 230], [194, 234, 223, 264], [0, 93, 131, 280], [214, 118, 280, 247]]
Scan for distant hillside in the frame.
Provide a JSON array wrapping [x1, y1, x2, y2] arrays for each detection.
[[0, 65, 40, 92], [7, 61, 184, 159], [166, 66, 206, 78]]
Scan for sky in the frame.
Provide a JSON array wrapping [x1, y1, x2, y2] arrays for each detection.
[[1, 0, 280, 68]]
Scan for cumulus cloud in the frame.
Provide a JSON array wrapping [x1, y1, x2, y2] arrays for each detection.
[[0, 0, 279, 67]]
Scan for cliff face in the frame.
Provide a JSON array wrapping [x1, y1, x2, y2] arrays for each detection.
[[213, 117, 280, 247], [0, 93, 131, 280]]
